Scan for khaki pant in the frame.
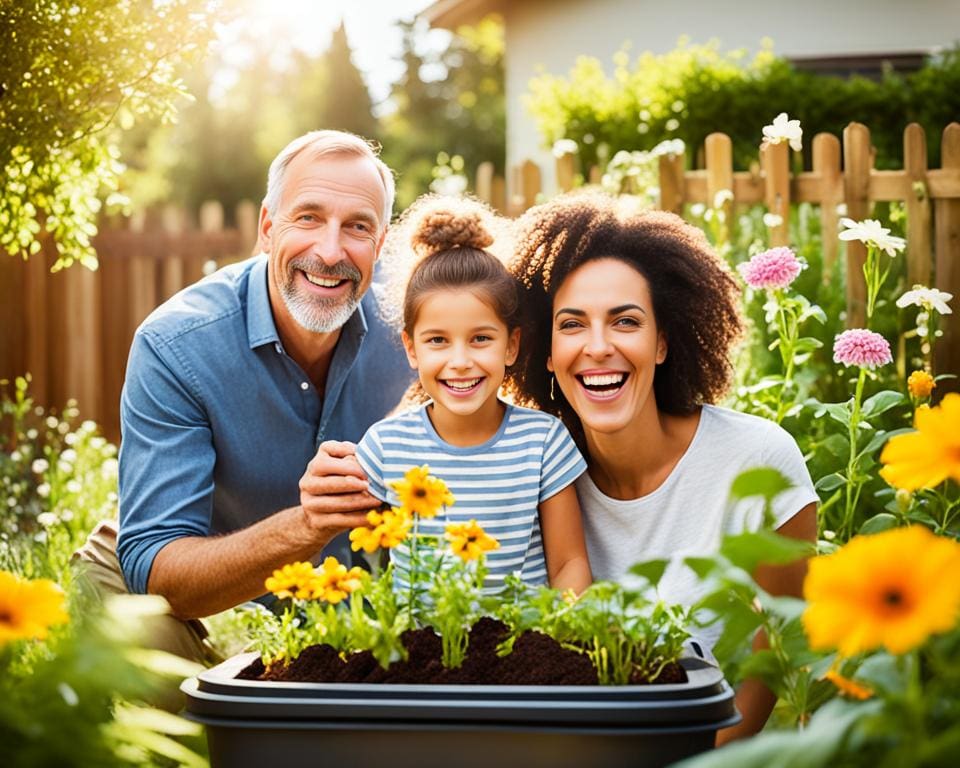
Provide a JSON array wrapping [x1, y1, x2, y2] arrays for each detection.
[[72, 519, 223, 666]]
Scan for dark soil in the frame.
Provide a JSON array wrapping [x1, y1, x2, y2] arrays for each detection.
[[237, 617, 688, 686]]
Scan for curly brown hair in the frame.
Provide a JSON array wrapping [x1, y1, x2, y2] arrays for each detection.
[[381, 194, 519, 334], [508, 192, 743, 441]]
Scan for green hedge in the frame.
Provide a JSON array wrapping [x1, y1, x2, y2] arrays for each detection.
[[525, 39, 960, 171]]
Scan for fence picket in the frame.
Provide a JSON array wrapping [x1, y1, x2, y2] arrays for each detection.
[[843, 123, 873, 327], [761, 141, 790, 246], [813, 133, 842, 282], [935, 123, 960, 392]]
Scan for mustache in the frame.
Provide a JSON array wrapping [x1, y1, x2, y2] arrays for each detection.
[[289, 257, 361, 283]]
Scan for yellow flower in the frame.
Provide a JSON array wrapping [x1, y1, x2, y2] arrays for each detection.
[[350, 507, 412, 553], [0, 570, 69, 643], [907, 370, 935, 399], [823, 668, 873, 700], [314, 556, 366, 604], [803, 526, 960, 656], [264, 561, 320, 600], [879, 393, 960, 491], [391, 465, 455, 518], [445, 519, 499, 562]]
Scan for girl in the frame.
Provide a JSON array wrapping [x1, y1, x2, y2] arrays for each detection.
[[355, 196, 592, 594]]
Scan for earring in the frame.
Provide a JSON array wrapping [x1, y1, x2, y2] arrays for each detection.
[[550, 375, 556, 401]]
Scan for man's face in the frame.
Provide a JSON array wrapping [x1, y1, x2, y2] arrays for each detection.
[[260, 152, 387, 335]]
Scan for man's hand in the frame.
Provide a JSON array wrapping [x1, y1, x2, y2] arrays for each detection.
[[298, 441, 381, 537]]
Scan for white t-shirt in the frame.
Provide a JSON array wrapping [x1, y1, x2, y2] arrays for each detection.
[[576, 405, 818, 649]]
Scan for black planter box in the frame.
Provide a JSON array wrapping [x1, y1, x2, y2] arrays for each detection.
[[182, 650, 739, 768]]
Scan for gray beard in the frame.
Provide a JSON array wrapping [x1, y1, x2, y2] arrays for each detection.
[[280, 259, 362, 333]]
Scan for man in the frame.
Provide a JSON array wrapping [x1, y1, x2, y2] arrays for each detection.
[[76, 131, 412, 655]]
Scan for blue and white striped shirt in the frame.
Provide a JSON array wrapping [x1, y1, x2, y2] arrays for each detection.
[[355, 402, 587, 590]]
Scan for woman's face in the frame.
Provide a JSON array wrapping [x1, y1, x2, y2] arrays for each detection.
[[548, 258, 666, 437]]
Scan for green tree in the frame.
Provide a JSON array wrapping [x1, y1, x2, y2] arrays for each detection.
[[382, 15, 505, 210], [308, 21, 379, 140], [0, 0, 217, 270]]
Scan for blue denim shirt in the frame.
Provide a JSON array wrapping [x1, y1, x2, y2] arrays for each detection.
[[116, 254, 412, 594]]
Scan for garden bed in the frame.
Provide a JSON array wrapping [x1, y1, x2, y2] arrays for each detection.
[[237, 618, 687, 686]]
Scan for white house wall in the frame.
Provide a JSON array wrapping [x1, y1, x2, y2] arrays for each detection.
[[504, 0, 959, 195]]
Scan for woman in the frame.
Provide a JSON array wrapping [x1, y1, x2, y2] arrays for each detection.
[[509, 193, 817, 743]]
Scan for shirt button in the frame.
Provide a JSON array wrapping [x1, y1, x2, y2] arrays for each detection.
[[300, 382, 309, 391]]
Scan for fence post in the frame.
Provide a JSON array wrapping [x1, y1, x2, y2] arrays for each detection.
[[491, 176, 506, 215], [761, 141, 790, 246], [23, 242, 50, 403], [128, 209, 159, 333], [658, 152, 685, 215], [843, 123, 872, 328], [161, 204, 186, 302], [61, 261, 102, 422], [934, 123, 960, 392], [705, 133, 733, 242], [556, 153, 576, 193], [813, 133, 842, 282], [903, 123, 932, 287], [475, 161, 494, 206], [236, 200, 259, 257], [520, 160, 541, 212]]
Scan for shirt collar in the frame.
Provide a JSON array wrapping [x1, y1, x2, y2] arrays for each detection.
[[246, 254, 280, 350], [246, 253, 371, 350]]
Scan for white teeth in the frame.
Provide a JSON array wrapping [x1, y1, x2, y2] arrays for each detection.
[[304, 273, 343, 288], [581, 373, 625, 387], [446, 378, 481, 390]]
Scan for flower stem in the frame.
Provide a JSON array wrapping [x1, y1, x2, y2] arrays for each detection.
[[842, 369, 867, 539], [407, 515, 419, 624]]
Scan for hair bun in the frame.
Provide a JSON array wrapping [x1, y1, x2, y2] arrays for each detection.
[[410, 206, 494, 257]]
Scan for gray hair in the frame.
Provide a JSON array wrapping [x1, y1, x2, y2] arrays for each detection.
[[263, 130, 395, 230]]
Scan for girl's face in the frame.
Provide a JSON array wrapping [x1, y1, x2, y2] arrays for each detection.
[[402, 289, 520, 423], [549, 258, 667, 438]]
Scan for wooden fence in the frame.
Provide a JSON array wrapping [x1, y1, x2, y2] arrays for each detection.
[[2, 121, 958, 441], [478, 121, 960, 378], [1, 202, 260, 442]]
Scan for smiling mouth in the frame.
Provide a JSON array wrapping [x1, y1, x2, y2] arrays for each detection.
[[576, 372, 628, 395], [301, 270, 349, 289], [441, 377, 484, 394]]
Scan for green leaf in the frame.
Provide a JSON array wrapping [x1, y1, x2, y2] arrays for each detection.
[[720, 530, 813, 573], [861, 390, 905, 419], [672, 698, 882, 768], [683, 556, 718, 580], [820, 433, 850, 458], [815, 473, 846, 492], [730, 467, 793, 502], [628, 558, 669, 588], [858, 513, 899, 534]]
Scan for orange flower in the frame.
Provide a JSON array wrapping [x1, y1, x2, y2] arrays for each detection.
[[264, 561, 320, 600], [445, 519, 499, 562], [314, 556, 365, 604], [823, 668, 873, 700], [880, 393, 960, 491], [391, 465, 455, 518], [803, 526, 960, 656], [0, 571, 69, 643], [907, 370, 935, 399], [349, 507, 411, 553]]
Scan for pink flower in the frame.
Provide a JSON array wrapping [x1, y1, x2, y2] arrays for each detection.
[[738, 247, 802, 290], [833, 329, 892, 369]]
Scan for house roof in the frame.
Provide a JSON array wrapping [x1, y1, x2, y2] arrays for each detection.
[[419, 0, 504, 29]]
